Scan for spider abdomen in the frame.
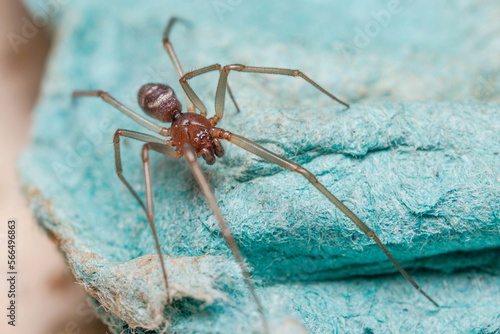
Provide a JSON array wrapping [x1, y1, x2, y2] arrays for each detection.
[[138, 83, 182, 122]]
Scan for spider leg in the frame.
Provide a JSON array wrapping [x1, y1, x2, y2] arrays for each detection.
[[213, 128, 439, 308], [226, 83, 241, 113], [72, 91, 170, 137], [113, 129, 177, 302], [181, 143, 269, 334], [212, 64, 350, 125], [162, 17, 196, 113], [163, 20, 239, 115], [142, 142, 180, 303], [179, 64, 241, 118], [180, 64, 220, 117], [163, 17, 189, 80]]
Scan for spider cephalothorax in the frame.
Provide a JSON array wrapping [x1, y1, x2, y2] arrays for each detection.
[[171, 113, 224, 165]]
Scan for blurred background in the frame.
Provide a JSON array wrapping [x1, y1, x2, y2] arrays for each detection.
[[0, 1, 108, 333]]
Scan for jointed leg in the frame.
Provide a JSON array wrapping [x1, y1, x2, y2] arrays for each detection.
[[212, 64, 350, 125], [73, 91, 171, 137], [113, 130, 169, 210], [163, 19, 241, 115], [163, 17, 189, 80], [226, 84, 241, 113], [162, 18, 196, 113], [180, 64, 221, 117], [179, 64, 240, 118], [113, 129, 175, 301], [142, 142, 180, 303], [213, 128, 439, 308], [181, 143, 269, 334]]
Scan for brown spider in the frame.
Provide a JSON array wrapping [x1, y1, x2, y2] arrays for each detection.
[[73, 17, 438, 333]]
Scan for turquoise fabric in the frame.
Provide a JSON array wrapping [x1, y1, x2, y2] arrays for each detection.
[[20, 0, 500, 332]]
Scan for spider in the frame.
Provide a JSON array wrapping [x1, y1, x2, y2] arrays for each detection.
[[73, 17, 438, 333]]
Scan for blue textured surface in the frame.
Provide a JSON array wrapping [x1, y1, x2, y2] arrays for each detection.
[[20, 0, 500, 333]]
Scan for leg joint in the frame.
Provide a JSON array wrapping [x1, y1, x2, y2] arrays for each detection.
[[113, 130, 122, 143], [224, 64, 245, 72], [294, 165, 318, 183], [159, 127, 170, 137], [97, 91, 109, 99], [211, 127, 231, 140], [142, 144, 150, 162], [209, 116, 221, 127]]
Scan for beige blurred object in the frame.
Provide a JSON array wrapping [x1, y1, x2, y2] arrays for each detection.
[[0, 1, 108, 333]]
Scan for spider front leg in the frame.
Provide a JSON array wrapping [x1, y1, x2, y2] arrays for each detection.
[[211, 64, 350, 125], [180, 64, 221, 117], [162, 17, 196, 113], [178, 64, 240, 118], [113, 129, 177, 303], [212, 128, 439, 308], [162, 19, 240, 116], [182, 143, 269, 334]]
